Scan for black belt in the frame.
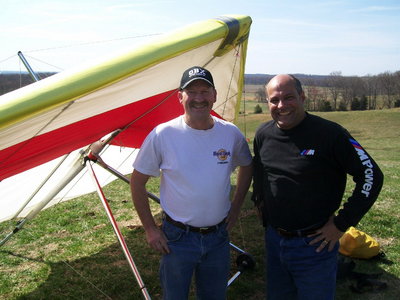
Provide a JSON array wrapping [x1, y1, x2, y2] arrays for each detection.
[[274, 222, 325, 238], [164, 213, 225, 234]]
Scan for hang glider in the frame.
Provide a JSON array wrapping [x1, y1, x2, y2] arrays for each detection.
[[0, 15, 251, 181], [0, 14, 252, 221], [0, 15, 253, 298]]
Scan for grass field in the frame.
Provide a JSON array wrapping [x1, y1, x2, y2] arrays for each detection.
[[0, 106, 399, 299]]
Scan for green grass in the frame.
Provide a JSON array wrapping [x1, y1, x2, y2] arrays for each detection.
[[1, 107, 399, 299]]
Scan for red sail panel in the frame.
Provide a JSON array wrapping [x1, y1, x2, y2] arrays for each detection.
[[0, 90, 181, 180]]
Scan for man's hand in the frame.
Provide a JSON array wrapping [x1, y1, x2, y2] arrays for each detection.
[[308, 216, 344, 252], [131, 170, 170, 254], [145, 226, 170, 254]]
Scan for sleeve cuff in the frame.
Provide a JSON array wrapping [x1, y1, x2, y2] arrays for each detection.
[[333, 216, 349, 232]]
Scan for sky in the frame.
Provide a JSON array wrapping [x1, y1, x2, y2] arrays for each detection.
[[1, 0, 399, 76]]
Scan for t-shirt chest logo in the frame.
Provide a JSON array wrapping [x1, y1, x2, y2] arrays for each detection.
[[213, 148, 231, 164], [300, 149, 315, 156]]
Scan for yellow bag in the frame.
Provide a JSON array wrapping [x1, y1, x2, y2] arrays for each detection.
[[339, 227, 380, 259]]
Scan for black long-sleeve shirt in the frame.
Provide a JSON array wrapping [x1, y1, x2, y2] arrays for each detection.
[[253, 113, 384, 232]]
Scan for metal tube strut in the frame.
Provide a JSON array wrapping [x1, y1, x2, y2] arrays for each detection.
[[86, 163, 152, 300], [17, 51, 40, 82]]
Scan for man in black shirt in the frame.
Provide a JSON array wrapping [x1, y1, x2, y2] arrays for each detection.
[[253, 74, 384, 300]]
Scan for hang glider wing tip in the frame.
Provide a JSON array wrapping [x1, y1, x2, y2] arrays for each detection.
[[213, 15, 252, 57]]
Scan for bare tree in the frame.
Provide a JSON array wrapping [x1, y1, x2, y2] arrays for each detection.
[[302, 77, 318, 111], [256, 88, 266, 102], [340, 77, 353, 109], [394, 71, 400, 105], [363, 75, 379, 109], [377, 71, 397, 108], [348, 76, 366, 108], [327, 71, 342, 110], [309, 86, 325, 111]]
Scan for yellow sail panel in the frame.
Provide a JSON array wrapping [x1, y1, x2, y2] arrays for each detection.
[[0, 15, 251, 130]]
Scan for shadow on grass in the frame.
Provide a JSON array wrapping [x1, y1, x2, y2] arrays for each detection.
[[4, 198, 399, 300], [336, 254, 400, 300], [6, 226, 161, 299], [5, 204, 264, 300]]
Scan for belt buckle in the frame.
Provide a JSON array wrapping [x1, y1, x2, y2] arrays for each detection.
[[199, 227, 210, 234], [277, 228, 288, 235], [277, 227, 296, 237]]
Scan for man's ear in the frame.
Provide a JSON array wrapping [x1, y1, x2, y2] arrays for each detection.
[[300, 91, 306, 103], [178, 90, 183, 103]]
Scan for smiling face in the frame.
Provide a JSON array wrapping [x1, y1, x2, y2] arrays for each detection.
[[266, 75, 306, 130], [178, 79, 217, 129]]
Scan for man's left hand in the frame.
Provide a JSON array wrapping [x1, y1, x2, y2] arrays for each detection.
[[308, 216, 344, 252]]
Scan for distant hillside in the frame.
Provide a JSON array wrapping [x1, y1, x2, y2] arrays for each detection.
[[245, 74, 331, 86], [0, 72, 334, 97], [0, 72, 56, 96]]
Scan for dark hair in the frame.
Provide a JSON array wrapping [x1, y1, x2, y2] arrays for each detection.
[[289, 74, 303, 95]]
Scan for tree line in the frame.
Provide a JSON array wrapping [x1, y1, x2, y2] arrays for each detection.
[[0, 72, 55, 96], [2, 71, 400, 111], [248, 71, 400, 111]]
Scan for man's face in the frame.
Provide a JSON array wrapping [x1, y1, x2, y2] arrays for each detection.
[[266, 76, 306, 130], [178, 80, 217, 119]]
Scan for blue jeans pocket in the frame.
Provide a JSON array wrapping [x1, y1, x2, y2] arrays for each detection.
[[216, 223, 229, 240], [162, 221, 184, 242]]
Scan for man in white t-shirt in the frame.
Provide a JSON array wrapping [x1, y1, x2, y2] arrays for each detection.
[[130, 66, 253, 300]]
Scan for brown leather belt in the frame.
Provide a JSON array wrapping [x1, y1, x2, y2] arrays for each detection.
[[164, 213, 225, 234]]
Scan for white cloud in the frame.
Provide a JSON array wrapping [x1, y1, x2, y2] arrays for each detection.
[[349, 5, 400, 13]]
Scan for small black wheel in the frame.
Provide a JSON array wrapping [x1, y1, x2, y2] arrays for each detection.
[[236, 253, 256, 271]]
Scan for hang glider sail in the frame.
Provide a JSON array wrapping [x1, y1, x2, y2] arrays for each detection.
[[0, 15, 252, 223], [0, 15, 251, 181], [0, 15, 253, 298]]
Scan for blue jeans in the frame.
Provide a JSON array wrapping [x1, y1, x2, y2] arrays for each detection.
[[265, 226, 339, 300], [160, 220, 230, 300]]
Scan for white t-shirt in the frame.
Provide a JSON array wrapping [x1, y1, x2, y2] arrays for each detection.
[[133, 115, 252, 227]]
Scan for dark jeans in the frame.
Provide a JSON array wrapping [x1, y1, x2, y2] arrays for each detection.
[[160, 220, 230, 300], [265, 226, 339, 300]]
